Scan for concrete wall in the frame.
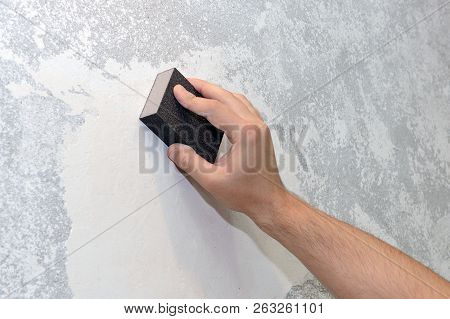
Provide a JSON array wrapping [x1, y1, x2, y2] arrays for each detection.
[[1, 0, 449, 298]]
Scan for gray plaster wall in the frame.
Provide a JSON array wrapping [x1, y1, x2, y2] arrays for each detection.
[[0, 0, 449, 298]]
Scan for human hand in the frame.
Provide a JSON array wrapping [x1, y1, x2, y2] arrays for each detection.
[[168, 80, 450, 300], [167, 79, 288, 229]]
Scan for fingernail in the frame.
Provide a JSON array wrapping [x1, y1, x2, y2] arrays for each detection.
[[167, 146, 176, 160], [173, 84, 184, 93]]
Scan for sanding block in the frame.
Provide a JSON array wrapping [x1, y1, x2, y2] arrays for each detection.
[[139, 68, 224, 163]]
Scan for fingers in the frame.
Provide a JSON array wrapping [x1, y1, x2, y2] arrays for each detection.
[[174, 84, 217, 117], [174, 84, 242, 142], [188, 78, 261, 119], [174, 79, 263, 143], [187, 78, 236, 105], [167, 144, 215, 188]]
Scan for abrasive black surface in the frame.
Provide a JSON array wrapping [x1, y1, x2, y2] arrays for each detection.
[[140, 68, 223, 163]]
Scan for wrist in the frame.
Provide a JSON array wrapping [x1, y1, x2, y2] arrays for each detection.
[[254, 189, 316, 244], [249, 187, 296, 235]]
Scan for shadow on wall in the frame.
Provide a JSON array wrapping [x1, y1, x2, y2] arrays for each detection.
[[160, 169, 305, 297]]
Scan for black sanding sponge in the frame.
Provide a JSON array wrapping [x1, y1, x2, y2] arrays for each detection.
[[140, 68, 224, 163]]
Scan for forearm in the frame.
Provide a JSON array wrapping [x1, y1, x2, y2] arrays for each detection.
[[255, 191, 450, 298], [169, 79, 449, 298]]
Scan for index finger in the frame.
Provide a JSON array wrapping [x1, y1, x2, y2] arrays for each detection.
[[188, 78, 236, 105]]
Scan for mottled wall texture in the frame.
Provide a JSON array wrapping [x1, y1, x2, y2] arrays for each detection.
[[1, 1, 449, 298]]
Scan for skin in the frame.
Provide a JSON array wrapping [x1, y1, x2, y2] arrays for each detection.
[[167, 78, 450, 299]]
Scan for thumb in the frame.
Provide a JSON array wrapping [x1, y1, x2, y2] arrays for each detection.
[[167, 144, 215, 187]]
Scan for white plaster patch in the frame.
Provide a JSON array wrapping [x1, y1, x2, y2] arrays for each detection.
[[6, 81, 34, 98], [29, 49, 307, 298], [334, 118, 348, 146], [366, 113, 395, 163], [254, 11, 267, 33], [32, 28, 45, 49], [0, 48, 26, 65]]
